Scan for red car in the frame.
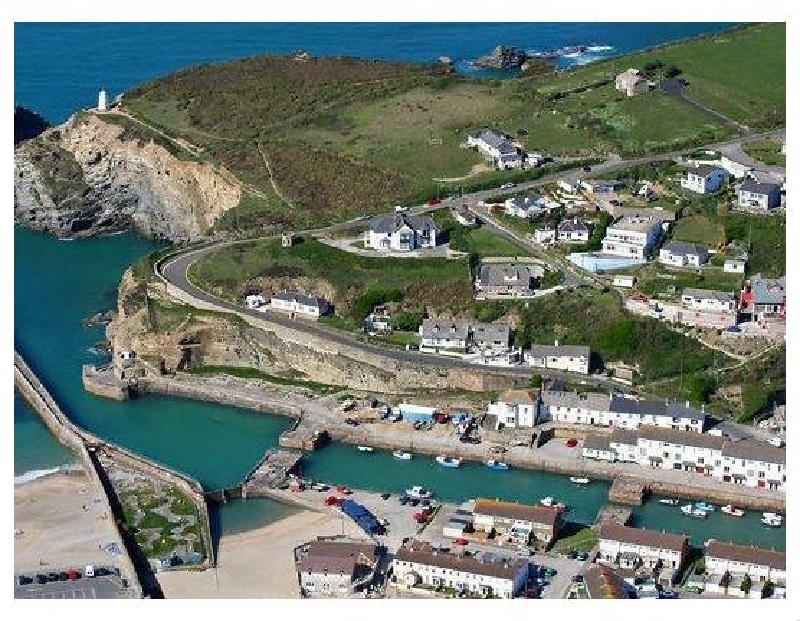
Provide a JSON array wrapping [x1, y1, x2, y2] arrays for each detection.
[[565, 438, 578, 448], [426, 197, 440, 206], [67, 569, 81, 581], [324, 496, 341, 506], [335, 485, 352, 494], [452, 538, 468, 546]]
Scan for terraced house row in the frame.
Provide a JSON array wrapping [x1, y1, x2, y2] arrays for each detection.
[[583, 426, 786, 491]]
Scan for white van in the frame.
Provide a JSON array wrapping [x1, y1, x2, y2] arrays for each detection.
[[768, 437, 784, 448], [85, 565, 95, 578]]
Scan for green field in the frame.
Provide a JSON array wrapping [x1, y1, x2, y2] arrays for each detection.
[[671, 214, 725, 246], [742, 138, 785, 167], [430, 208, 533, 258], [617, 262, 743, 299]]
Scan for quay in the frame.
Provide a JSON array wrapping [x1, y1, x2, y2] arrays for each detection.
[[608, 477, 647, 506], [595, 505, 633, 526], [242, 449, 304, 496]]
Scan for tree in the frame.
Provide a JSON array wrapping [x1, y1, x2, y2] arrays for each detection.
[[685, 373, 717, 404], [391, 311, 423, 332], [664, 65, 682, 78], [741, 574, 752, 595], [530, 374, 543, 389]]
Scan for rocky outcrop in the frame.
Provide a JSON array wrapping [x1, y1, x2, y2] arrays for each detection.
[[14, 112, 241, 241], [14, 105, 49, 145], [474, 45, 529, 70]]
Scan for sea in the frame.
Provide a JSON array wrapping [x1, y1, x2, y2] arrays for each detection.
[[16, 22, 783, 548]]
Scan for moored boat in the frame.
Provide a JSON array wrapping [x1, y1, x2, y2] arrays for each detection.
[[570, 477, 590, 484], [436, 455, 462, 468], [659, 498, 680, 506], [486, 459, 509, 471], [681, 504, 707, 519], [720, 505, 745, 517], [406, 485, 432, 499], [393, 450, 413, 460], [761, 515, 782, 528], [357, 446, 374, 452], [540, 497, 566, 510], [694, 501, 716, 512]]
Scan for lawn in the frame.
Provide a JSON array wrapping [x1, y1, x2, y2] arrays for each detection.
[[552, 527, 598, 554], [620, 262, 744, 300], [430, 208, 533, 258], [671, 214, 725, 246], [742, 138, 785, 167]]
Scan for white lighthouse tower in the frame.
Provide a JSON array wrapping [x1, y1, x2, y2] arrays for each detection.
[[97, 90, 107, 112]]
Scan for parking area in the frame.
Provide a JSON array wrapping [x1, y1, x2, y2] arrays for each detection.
[[15, 571, 133, 599], [531, 553, 589, 599]]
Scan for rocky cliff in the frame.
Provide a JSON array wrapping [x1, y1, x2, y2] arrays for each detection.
[[14, 112, 241, 241]]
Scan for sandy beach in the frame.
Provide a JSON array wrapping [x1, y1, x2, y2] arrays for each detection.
[[14, 468, 122, 574], [157, 508, 364, 599]]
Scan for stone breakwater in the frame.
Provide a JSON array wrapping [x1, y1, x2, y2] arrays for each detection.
[[15, 351, 215, 579]]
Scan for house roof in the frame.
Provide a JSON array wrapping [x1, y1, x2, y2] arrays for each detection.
[[740, 181, 781, 195], [478, 263, 543, 286], [662, 240, 707, 257], [508, 193, 544, 210], [724, 258, 746, 266], [705, 540, 785, 570], [473, 498, 561, 527], [369, 212, 436, 234], [749, 274, 786, 305], [529, 344, 590, 359], [295, 540, 377, 576], [558, 219, 591, 233], [471, 322, 511, 344], [497, 388, 538, 405], [394, 539, 527, 580], [682, 288, 734, 303], [608, 395, 705, 422], [637, 425, 725, 450], [722, 438, 786, 465], [598, 522, 687, 552], [616, 68, 646, 87], [541, 390, 611, 412], [271, 291, 326, 308], [610, 427, 639, 446], [689, 164, 726, 178], [472, 129, 517, 155], [608, 215, 661, 233], [583, 433, 612, 451], [420, 320, 469, 340]]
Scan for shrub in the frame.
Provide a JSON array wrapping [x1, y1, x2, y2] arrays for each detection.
[[392, 311, 423, 332], [351, 287, 403, 322]]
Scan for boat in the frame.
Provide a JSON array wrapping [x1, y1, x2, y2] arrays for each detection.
[[720, 505, 745, 517], [406, 486, 432, 499], [539, 497, 566, 510], [393, 450, 413, 460], [570, 477, 590, 485], [761, 515, 782, 528], [659, 498, 680, 506], [763, 511, 783, 520], [436, 455, 462, 468], [357, 446, 374, 453], [486, 460, 509, 471], [311, 483, 330, 492], [694, 501, 716, 512], [681, 504, 708, 519]]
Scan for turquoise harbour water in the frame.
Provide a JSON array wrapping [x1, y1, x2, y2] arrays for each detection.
[[15, 22, 781, 546]]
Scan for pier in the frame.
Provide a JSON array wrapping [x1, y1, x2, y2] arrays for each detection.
[[242, 449, 304, 496], [608, 477, 647, 505], [595, 505, 633, 526]]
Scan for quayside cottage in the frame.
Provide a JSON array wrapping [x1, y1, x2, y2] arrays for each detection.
[[488, 389, 539, 430], [472, 498, 562, 547], [295, 539, 379, 597], [598, 523, 688, 571], [392, 539, 528, 598], [525, 343, 590, 375], [704, 540, 786, 585]]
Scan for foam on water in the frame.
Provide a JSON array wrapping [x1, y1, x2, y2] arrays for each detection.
[[14, 466, 65, 486]]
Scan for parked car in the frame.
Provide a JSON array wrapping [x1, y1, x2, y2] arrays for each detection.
[[58, 571, 70, 581], [15, 575, 33, 586], [500, 183, 516, 190], [726, 325, 742, 333], [685, 585, 702, 595], [582, 165, 592, 172], [565, 438, 578, 448], [577, 552, 589, 561], [426, 196, 440, 206], [452, 538, 469, 546], [567, 550, 578, 559], [67, 569, 81, 581], [35, 574, 48, 584], [571, 575, 584, 583], [343, 418, 359, 426], [659, 590, 679, 599], [405, 343, 419, 351], [47, 572, 61, 582], [381, 492, 391, 500], [409, 498, 420, 506], [398, 495, 409, 505]]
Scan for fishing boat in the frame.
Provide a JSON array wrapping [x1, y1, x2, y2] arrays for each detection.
[[761, 514, 782, 528], [311, 482, 330, 492], [436, 455, 462, 468], [392, 450, 413, 460], [406, 486, 432, 499], [720, 505, 745, 517], [539, 497, 566, 510], [694, 501, 716, 512], [486, 459, 509, 471], [357, 446, 374, 453], [659, 498, 680, 506], [681, 504, 708, 519], [570, 477, 590, 485]]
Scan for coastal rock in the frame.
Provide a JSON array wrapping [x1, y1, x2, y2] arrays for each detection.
[[14, 112, 241, 242], [474, 45, 529, 70], [14, 106, 50, 145]]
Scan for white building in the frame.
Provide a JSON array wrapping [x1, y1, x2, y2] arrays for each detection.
[[270, 291, 329, 318], [244, 294, 267, 309], [658, 241, 709, 267], [97, 89, 107, 111], [454, 207, 477, 226], [724, 258, 747, 274], [737, 181, 782, 211], [525, 343, 590, 375], [488, 389, 539, 430], [681, 288, 736, 312], [582, 435, 617, 462], [392, 539, 528, 599], [613, 275, 636, 288], [540, 390, 611, 426], [475, 262, 544, 298], [534, 226, 557, 244], [365, 212, 438, 252], [704, 541, 786, 585], [472, 498, 562, 546], [601, 215, 662, 259], [419, 320, 469, 352], [558, 178, 581, 194], [467, 129, 524, 169], [680, 165, 727, 194], [615, 69, 649, 96], [598, 523, 688, 570], [295, 539, 379, 597], [504, 193, 547, 218], [557, 219, 592, 243], [471, 322, 511, 352]]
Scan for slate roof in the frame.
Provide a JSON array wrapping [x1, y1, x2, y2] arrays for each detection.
[[473, 498, 561, 527], [471, 129, 517, 155], [740, 181, 781, 195], [369, 212, 436, 234], [750, 274, 786, 305], [541, 390, 611, 412], [395, 539, 527, 580], [478, 263, 543, 286], [271, 291, 326, 308], [689, 164, 726, 178], [661, 241, 707, 257], [598, 522, 687, 552], [295, 540, 377, 576], [508, 193, 544, 210], [722, 439, 786, 465], [637, 425, 725, 450], [608, 395, 705, 422], [529, 344, 590, 359], [609, 427, 639, 446], [558, 219, 591, 233], [705, 540, 785, 570], [420, 320, 470, 341], [682, 288, 734, 303], [471, 322, 511, 344], [583, 434, 612, 451]]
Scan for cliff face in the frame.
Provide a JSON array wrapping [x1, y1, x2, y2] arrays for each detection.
[[14, 112, 241, 241]]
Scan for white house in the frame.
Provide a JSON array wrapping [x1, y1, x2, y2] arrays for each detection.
[[598, 523, 688, 570], [680, 165, 727, 194], [737, 181, 782, 211], [488, 389, 539, 430], [419, 320, 469, 352], [658, 241, 709, 267], [270, 291, 329, 318], [601, 215, 662, 259], [581, 179, 615, 194], [540, 390, 611, 426], [582, 435, 617, 462], [718, 439, 786, 491], [467, 129, 524, 169], [365, 212, 438, 252], [558, 178, 581, 194], [534, 226, 557, 244], [724, 258, 747, 274], [525, 343, 590, 375], [504, 193, 547, 218], [740, 274, 786, 323], [681, 288, 736, 312], [470, 323, 511, 352], [392, 539, 528, 599], [475, 262, 543, 298], [613, 275, 636, 288], [557, 219, 592, 243], [472, 498, 562, 546], [454, 207, 477, 226], [615, 69, 649, 96], [704, 541, 786, 585], [295, 539, 379, 597], [245, 294, 267, 309]]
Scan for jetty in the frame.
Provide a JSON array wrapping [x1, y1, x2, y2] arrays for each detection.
[[242, 449, 304, 496], [608, 477, 647, 505], [595, 505, 633, 526]]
